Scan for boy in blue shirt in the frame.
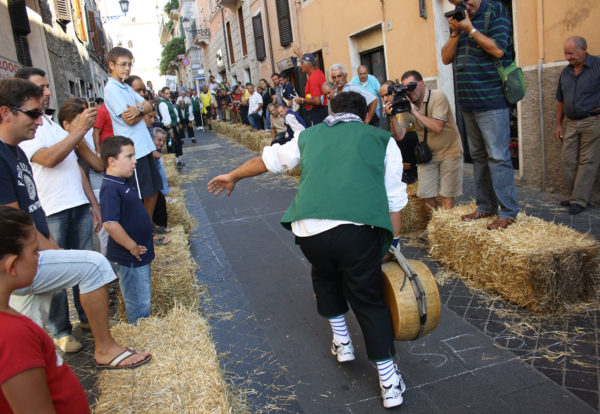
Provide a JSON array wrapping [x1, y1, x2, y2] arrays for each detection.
[[103, 47, 163, 223], [100, 136, 154, 324]]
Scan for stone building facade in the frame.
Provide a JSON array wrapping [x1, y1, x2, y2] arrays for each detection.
[[195, 0, 258, 85], [0, 0, 110, 112]]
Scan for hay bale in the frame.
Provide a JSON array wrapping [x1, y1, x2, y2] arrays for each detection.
[[166, 186, 195, 233], [95, 306, 239, 414], [257, 136, 272, 154], [163, 154, 181, 188], [401, 183, 428, 233], [429, 203, 600, 313], [399, 182, 443, 234]]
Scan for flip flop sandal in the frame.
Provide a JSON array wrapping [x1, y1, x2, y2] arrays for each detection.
[[154, 236, 171, 247], [153, 224, 171, 234], [96, 348, 152, 370]]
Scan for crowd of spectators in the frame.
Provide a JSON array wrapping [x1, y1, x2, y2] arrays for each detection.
[[0, 0, 597, 407]]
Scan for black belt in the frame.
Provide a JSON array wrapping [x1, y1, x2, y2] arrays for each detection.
[[569, 111, 600, 120]]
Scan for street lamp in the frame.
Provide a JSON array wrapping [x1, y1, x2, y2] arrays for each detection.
[[119, 0, 129, 14], [181, 17, 190, 29]]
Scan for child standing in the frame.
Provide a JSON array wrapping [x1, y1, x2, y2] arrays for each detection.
[[100, 136, 154, 324], [0, 206, 89, 413]]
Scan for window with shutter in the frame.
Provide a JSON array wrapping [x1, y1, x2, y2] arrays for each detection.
[[237, 8, 247, 57], [275, 0, 292, 47], [55, 0, 71, 22], [14, 34, 32, 66], [252, 13, 266, 62], [8, 0, 31, 36], [226, 22, 235, 65]]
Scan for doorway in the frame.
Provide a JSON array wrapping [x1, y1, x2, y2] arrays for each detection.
[[360, 47, 387, 84]]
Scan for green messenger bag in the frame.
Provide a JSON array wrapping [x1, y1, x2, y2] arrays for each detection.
[[494, 59, 526, 105]]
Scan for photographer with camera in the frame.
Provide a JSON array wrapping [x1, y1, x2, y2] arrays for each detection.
[[441, 0, 519, 230], [385, 71, 463, 239]]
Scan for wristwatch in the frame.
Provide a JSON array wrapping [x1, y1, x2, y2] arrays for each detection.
[[468, 28, 477, 38], [137, 105, 144, 116]]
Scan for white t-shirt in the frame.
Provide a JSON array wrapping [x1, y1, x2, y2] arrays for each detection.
[[248, 91, 263, 116], [19, 115, 88, 216]]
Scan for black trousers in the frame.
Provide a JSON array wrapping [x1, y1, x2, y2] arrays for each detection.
[[172, 127, 183, 157], [193, 110, 201, 127], [153, 192, 168, 227], [297, 224, 395, 361], [306, 106, 329, 126]]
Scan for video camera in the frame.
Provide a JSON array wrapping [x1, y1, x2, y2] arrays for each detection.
[[387, 82, 417, 115], [444, 1, 467, 21]]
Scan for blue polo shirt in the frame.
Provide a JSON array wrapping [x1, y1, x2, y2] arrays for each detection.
[[104, 78, 156, 159], [100, 173, 154, 267], [454, 0, 513, 111]]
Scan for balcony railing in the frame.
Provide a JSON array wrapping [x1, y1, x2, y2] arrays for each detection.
[[192, 28, 210, 47]]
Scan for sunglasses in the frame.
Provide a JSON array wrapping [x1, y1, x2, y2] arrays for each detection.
[[10, 106, 44, 120]]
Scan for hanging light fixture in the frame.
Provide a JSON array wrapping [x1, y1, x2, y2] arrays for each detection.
[[119, 0, 129, 14]]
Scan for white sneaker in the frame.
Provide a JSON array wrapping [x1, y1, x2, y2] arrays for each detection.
[[380, 370, 406, 408], [331, 340, 355, 362]]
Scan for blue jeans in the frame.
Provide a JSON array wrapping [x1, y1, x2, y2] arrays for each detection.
[[462, 108, 518, 219], [112, 262, 152, 324], [46, 204, 92, 338], [264, 110, 271, 130], [249, 112, 262, 130]]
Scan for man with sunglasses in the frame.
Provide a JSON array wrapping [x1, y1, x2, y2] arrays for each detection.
[[15, 67, 102, 353], [0, 78, 151, 369]]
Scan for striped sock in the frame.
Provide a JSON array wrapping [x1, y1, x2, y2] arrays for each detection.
[[377, 359, 399, 388], [328, 315, 350, 344]]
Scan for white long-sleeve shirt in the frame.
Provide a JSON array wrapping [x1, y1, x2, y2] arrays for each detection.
[[284, 113, 306, 138], [262, 126, 408, 237], [158, 101, 172, 127]]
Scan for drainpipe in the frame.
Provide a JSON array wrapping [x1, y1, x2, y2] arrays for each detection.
[[263, 0, 275, 73], [537, 0, 546, 191]]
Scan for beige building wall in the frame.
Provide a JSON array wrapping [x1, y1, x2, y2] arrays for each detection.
[[250, 0, 300, 83], [513, 0, 599, 193], [298, 0, 439, 81]]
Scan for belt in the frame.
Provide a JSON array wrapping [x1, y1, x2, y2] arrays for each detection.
[[569, 111, 600, 120]]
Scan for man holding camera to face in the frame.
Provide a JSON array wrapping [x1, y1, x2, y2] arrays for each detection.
[[441, 0, 519, 230], [386, 71, 463, 239]]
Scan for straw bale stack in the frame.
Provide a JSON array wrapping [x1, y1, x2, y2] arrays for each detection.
[[212, 119, 223, 132], [429, 203, 600, 313], [163, 154, 181, 188], [400, 182, 440, 234], [166, 186, 195, 233], [95, 306, 237, 414]]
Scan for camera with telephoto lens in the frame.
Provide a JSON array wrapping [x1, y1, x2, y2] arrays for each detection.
[[387, 82, 417, 115], [444, 1, 467, 21]]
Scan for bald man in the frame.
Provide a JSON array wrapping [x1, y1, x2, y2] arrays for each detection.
[[351, 65, 381, 124], [555, 36, 600, 215]]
